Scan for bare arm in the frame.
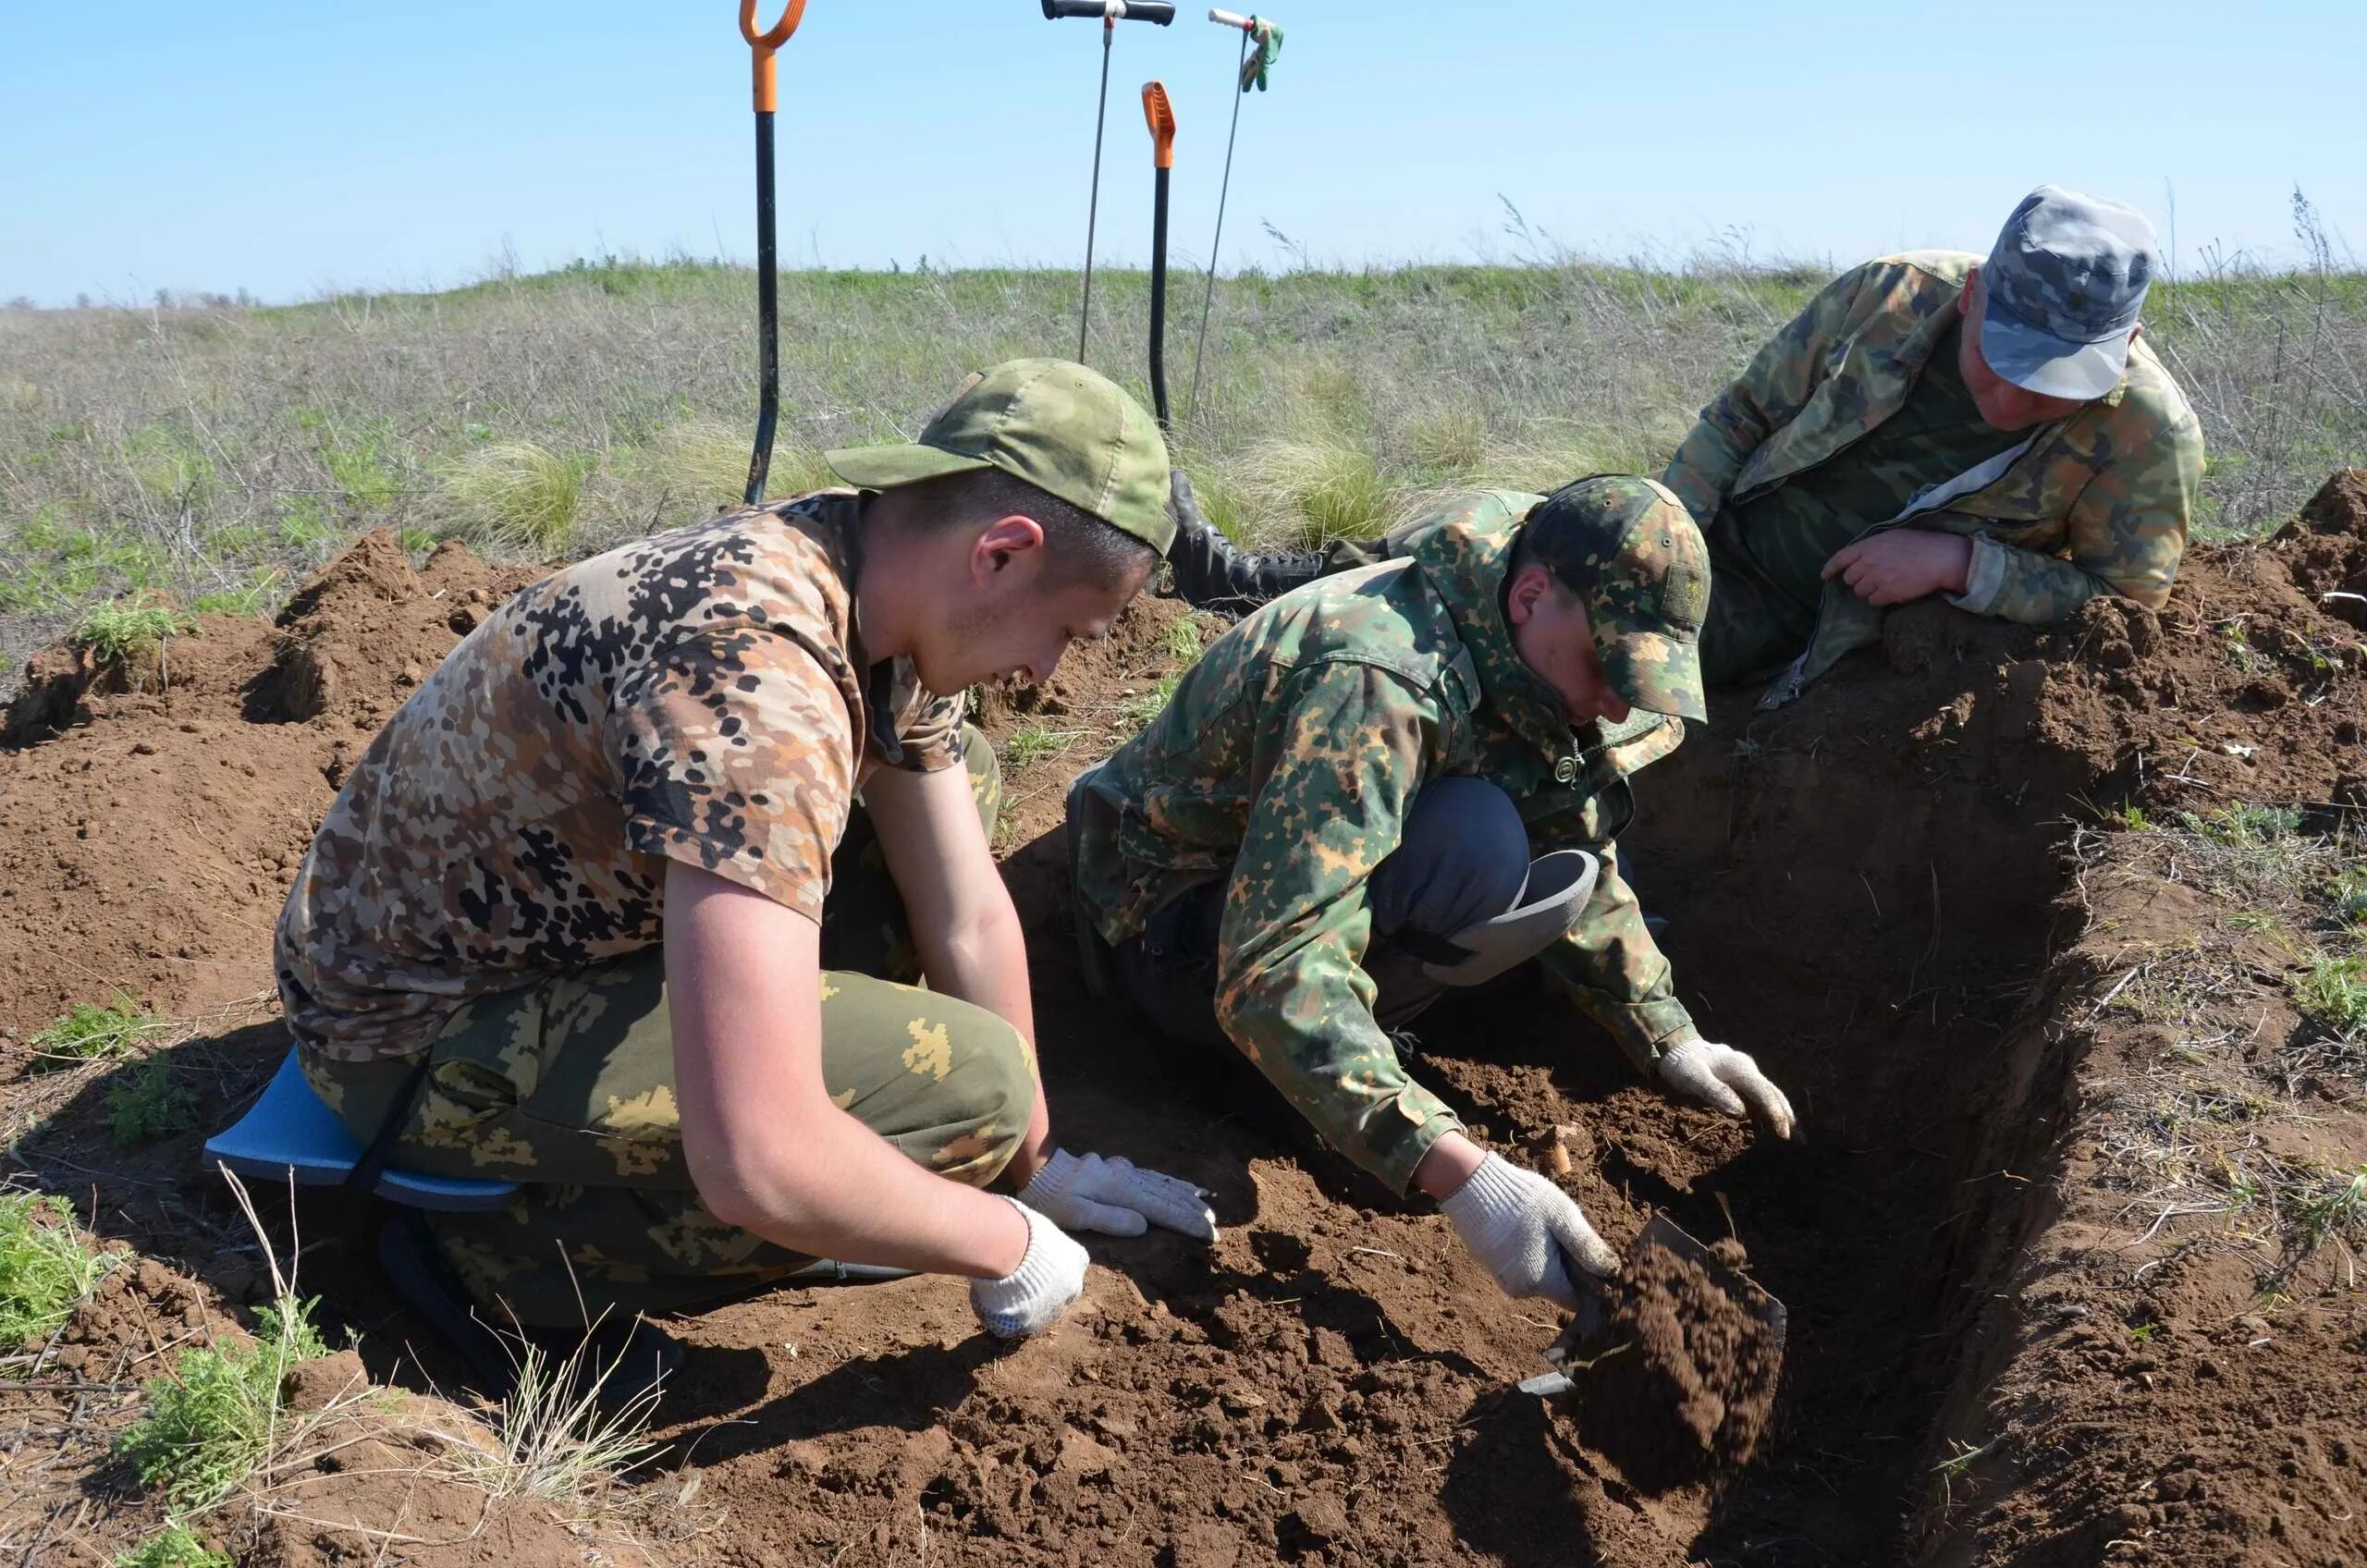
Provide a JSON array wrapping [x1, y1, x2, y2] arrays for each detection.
[[663, 860, 1029, 1278], [863, 760, 1051, 1185]]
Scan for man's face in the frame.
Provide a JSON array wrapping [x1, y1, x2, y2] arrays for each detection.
[[1504, 564, 1633, 728], [1957, 268, 2098, 432], [917, 519, 1154, 695]]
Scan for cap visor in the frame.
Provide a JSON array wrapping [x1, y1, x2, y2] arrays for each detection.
[[1979, 296, 2128, 400], [1602, 630, 1707, 724], [823, 441, 995, 491]]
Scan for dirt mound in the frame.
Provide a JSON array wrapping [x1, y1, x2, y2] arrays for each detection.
[[1565, 1233, 1782, 1490], [4, 486, 2367, 1563], [0, 532, 534, 1037]]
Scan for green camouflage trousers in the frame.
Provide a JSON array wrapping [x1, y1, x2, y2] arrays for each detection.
[[1697, 533, 1814, 689], [302, 726, 1030, 1327]]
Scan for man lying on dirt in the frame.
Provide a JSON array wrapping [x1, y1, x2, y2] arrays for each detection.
[[274, 360, 1218, 1389], [1068, 477, 1796, 1313], [1167, 185, 2202, 711]]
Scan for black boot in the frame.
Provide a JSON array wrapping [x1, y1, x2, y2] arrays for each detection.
[[1165, 472, 1330, 614]]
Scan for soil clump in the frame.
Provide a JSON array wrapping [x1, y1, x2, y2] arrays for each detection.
[[1564, 1232, 1782, 1492]]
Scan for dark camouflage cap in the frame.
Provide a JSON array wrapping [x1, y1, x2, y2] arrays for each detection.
[[1519, 475, 1710, 723], [825, 358, 1174, 554], [1981, 185, 2157, 401]]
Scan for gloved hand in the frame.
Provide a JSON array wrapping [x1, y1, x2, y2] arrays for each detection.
[[1657, 1039, 1797, 1138], [970, 1198, 1089, 1340], [1439, 1153, 1620, 1311], [1019, 1149, 1218, 1241]]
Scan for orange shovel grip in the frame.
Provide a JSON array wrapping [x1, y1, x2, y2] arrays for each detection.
[[740, 0, 809, 113], [1141, 80, 1176, 168]]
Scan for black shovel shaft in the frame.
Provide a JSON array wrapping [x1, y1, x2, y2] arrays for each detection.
[[1148, 164, 1171, 431], [1042, 0, 1175, 21], [744, 109, 779, 507]]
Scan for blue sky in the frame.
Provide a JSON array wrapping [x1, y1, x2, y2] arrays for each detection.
[[4, 1, 2361, 306]]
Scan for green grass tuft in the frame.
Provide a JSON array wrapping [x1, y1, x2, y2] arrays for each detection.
[[0, 1191, 111, 1348], [442, 440, 593, 552], [190, 568, 280, 619], [73, 600, 191, 667], [113, 1520, 230, 1568], [1001, 725, 1080, 769], [2296, 1165, 2367, 1251], [2178, 802, 2305, 848], [2295, 951, 2367, 1035], [106, 1059, 197, 1145], [119, 1295, 328, 1509], [30, 990, 162, 1069]]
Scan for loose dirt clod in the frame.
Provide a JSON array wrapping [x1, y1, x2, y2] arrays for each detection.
[[1559, 1234, 1783, 1493]]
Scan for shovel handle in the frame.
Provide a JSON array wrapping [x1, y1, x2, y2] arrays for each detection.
[[740, 0, 809, 113], [1208, 8, 1271, 31], [1140, 80, 1175, 168], [1042, 1, 1177, 22]]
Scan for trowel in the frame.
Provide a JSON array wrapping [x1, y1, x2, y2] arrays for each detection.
[[1515, 1214, 1787, 1397]]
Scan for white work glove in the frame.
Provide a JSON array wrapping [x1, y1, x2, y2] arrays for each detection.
[[1657, 1039, 1797, 1138], [1018, 1149, 1219, 1241], [1439, 1153, 1620, 1311], [970, 1198, 1089, 1340]]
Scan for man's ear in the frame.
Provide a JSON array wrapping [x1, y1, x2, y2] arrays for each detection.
[[1503, 562, 1551, 627], [1957, 264, 1980, 317], [972, 513, 1047, 583]]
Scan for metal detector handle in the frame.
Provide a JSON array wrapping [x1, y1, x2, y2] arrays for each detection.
[[1208, 8, 1272, 31], [1042, 1, 1177, 22], [1140, 80, 1176, 168], [740, 0, 810, 113]]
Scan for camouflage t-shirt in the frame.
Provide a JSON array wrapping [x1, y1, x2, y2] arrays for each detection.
[[1726, 320, 2021, 611], [276, 491, 963, 1063]]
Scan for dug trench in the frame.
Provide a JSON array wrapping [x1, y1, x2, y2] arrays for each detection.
[[3, 476, 2365, 1563]]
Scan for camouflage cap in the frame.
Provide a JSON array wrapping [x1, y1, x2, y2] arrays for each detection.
[[1518, 475, 1710, 723], [825, 358, 1174, 553], [1980, 185, 2157, 401]]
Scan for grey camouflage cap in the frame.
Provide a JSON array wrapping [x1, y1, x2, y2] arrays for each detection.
[[1980, 185, 2158, 401]]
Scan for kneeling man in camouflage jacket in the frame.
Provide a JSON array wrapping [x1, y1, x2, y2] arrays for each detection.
[[1071, 478, 1795, 1313]]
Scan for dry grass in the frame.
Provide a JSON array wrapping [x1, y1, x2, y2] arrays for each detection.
[[5, 230, 2361, 674], [2079, 806, 2367, 1290]]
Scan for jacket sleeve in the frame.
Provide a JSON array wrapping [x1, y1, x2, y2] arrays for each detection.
[[1661, 265, 1870, 526], [1525, 812, 1701, 1072], [1952, 390, 2201, 622], [1212, 661, 1461, 1194]]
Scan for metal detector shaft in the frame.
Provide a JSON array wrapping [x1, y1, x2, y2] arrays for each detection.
[[1045, 1, 1175, 366], [740, 1, 809, 507], [1187, 7, 1279, 423], [1142, 81, 1176, 431]]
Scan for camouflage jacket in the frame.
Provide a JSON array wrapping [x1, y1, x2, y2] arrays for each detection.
[[276, 492, 962, 1062], [1662, 250, 2203, 701], [1073, 490, 1699, 1194]]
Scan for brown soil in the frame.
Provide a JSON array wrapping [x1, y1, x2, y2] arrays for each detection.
[[4, 480, 2367, 1563], [1563, 1235, 1783, 1493]]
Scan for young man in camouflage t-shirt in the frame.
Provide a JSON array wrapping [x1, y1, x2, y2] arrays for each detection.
[[277, 361, 1217, 1369]]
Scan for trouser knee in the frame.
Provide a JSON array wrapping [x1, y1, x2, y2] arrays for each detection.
[[1367, 777, 1530, 941]]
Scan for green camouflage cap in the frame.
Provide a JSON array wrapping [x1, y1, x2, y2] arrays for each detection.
[[1519, 475, 1710, 723], [825, 358, 1174, 554]]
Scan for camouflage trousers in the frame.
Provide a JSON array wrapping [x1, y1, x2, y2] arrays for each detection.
[[1698, 530, 1816, 689], [302, 726, 1032, 1328]]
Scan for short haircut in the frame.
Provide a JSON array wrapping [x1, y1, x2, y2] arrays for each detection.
[[906, 468, 1157, 590], [1507, 530, 1581, 596]]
